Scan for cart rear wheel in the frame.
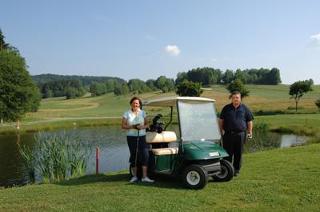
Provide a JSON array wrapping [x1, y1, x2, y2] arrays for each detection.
[[183, 165, 208, 189], [212, 159, 234, 182]]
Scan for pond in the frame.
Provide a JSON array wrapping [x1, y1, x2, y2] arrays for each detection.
[[0, 126, 309, 187]]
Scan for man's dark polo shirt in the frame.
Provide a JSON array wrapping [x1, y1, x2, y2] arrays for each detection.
[[220, 103, 254, 132]]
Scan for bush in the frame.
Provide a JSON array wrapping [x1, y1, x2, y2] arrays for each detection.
[[176, 80, 203, 97]]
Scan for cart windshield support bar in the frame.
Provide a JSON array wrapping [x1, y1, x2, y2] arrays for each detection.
[[164, 106, 173, 130]]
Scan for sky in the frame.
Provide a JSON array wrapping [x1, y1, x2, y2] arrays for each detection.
[[1, 0, 320, 84]]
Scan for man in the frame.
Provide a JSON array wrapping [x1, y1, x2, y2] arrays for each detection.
[[219, 90, 253, 176]]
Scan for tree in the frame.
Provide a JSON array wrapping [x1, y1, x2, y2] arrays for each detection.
[[234, 69, 246, 83], [289, 80, 313, 112], [105, 79, 116, 93], [222, 69, 234, 84], [39, 79, 86, 98], [226, 79, 249, 98], [176, 80, 203, 97], [155, 76, 175, 93], [90, 82, 106, 96], [175, 72, 188, 85], [128, 79, 149, 94], [0, 29, 10, 50], [0, 49, 41, 121], [65, 87, 77, 99], [114, 83, 129, 96], [146, 79, 157, 91], [267, 68, 281, 85]]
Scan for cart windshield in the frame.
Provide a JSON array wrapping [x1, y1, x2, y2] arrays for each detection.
[[178, 100, 220, 142]]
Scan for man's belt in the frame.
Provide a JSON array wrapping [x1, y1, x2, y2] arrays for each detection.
[[225, 130, 245, 135]]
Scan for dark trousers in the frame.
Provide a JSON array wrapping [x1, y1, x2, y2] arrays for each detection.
[[127, 136, 149, 167], [222, 132, 245, 171]]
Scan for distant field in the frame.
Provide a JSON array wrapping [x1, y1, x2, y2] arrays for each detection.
[[1, 84, 319, 134], [205, 84, 320, 112]]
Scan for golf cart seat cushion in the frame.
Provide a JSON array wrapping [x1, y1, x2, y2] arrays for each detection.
[[152, 147, 179, 155], [146, 131, 177, 143]]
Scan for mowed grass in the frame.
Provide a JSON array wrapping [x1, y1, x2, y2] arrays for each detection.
[[1, 84, 320, 134], [1, 143, 319, 211]]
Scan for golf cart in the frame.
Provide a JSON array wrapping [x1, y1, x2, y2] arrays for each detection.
[[131, 96, 234, 189]]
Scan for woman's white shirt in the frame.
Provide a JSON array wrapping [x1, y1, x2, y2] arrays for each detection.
[[123, 109, 146, 136]]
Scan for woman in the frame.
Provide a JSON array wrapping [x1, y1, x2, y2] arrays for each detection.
[[122, 96, 154, 183]]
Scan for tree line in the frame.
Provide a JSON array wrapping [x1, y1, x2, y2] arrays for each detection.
[[176, 67, 281, 86], [34, 75, 176, 98], [34, 67, 281, 98]]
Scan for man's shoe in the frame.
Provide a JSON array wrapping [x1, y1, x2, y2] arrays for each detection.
[[129, 176, 138, 183], [141, 177, 154, 183], [234, 170, 240, 176]]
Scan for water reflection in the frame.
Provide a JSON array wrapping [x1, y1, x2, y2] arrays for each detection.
[[245, 132, 308, 153]]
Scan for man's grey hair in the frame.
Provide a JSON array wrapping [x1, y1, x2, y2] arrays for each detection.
[[229, 90, 241, 99]]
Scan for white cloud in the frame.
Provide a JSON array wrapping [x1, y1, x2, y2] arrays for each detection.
[[310, 33, 320, 47], [165, 45, 181, 56]]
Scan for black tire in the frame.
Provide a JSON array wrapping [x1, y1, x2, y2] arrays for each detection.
[[182, 165, 208, 189], [212, 159, 234, 182]]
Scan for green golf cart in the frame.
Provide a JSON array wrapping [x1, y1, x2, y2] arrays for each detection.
[[131, 96, 234, 189]]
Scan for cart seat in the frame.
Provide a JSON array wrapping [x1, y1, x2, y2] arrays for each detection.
[[146, 131, 177, 143], [152, 147, 179, 155]]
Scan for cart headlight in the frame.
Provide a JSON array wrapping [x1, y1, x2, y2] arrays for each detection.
[[209, 152, 220, 157]]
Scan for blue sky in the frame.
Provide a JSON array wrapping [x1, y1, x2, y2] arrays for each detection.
[[1, 0, 320, 84]]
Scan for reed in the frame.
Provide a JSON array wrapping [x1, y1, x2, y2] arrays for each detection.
[[19, 131, 90, 183]]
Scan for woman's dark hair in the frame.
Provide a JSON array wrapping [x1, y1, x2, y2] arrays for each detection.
[[129, 96, 142, 109]]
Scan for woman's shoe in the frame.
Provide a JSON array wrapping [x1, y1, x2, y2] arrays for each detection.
[[141, 177, 154, 183], [129, 176, 138, 183]]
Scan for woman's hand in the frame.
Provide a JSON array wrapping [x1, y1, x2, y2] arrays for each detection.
[[135, 124, 145, 130]]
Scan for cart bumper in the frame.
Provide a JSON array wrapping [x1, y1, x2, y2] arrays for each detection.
[[201, 161, 221, 176]]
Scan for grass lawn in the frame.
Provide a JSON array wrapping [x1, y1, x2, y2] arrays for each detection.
[[1, 84, 319, 134], [1, 143, 319, 211]]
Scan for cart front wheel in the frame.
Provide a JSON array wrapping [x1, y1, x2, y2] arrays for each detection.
[[183, 165, 208, 189], [212, 159, 234, 182]]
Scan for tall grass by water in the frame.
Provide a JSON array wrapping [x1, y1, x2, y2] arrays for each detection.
[[19, 131, 90, 183]]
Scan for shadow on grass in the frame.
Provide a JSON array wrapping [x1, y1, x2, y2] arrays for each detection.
[[56, 172, 231, 190], [56, 173, 129, 186], [56, 173, 188, 189], [131, 175, 186, 190]]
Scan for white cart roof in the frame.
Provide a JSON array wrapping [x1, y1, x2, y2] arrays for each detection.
[[143, 96, 215, 107]]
